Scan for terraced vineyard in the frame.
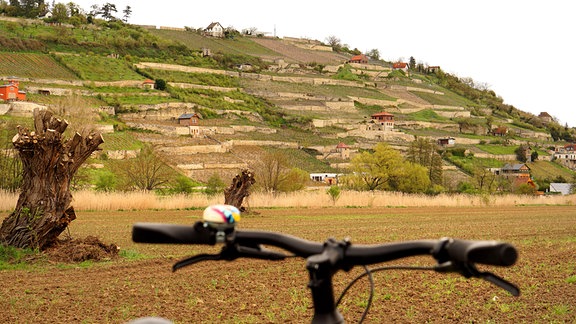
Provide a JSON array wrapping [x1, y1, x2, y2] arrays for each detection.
[[0, 53, 78, 79], [56, 54, 145, 81]]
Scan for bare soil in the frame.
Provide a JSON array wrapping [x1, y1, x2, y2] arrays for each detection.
[[1, 206, 575, 323]]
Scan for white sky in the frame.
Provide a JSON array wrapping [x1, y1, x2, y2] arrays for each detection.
[[72, 0, 575, 127]]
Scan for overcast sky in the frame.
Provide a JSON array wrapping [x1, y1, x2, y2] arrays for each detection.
[[72, 0, 575, 127]]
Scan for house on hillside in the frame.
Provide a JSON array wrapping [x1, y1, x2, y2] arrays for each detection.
[[204, 22, 224, 38], [392, 62, 408, 72], [491, 126, 508, 137], [437, 137, 456, 147], [367, 112, 394, 131], [499, 163, 531, 177], [335, 142, 351, 159], [178, 113, 201, 126], [0, 78, 26, 102], [498, 163, 537, 191], [142, 79, 155, 89], [538, 112, 553, 123], [348, 54, 368, 64], [553, 144, 576, 170]]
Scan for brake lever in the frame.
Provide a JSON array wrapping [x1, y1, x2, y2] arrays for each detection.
[[173, 253, 223, 272], [479, 271, 520, 296], [172, 244, 287, 272], [434, 261, 520, 296]]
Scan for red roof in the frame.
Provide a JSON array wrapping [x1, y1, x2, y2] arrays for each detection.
[[336, 142, 350, 149], [393, 62, 407, 69], [143, 79, 155, 84], [349, 54, 368, 62], [371, 112, 394, 117]]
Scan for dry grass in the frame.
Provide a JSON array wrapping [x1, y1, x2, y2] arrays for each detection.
[[1, 189, 574, 212]]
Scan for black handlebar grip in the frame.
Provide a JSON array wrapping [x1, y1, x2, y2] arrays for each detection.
[[446, 239, 518, 266], [132, 221, 214, 244]]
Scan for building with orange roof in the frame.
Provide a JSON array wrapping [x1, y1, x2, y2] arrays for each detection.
[[0, 78, 26, 102]]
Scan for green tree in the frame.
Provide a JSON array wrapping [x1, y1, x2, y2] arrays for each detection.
[[409, 56, 416, 69], [95, 171, 117, 192], [47, 2, 68, 23], [277, 167, 308, 192], [391, 162, 431, 193], [155, 79, 167, 90], [326, 185, 341, 205], [406, 138, 443, 185], [349, 143, 404, 191], [514, 145, 529, 162], [205, 173, 226, 197], [485, 116, 494, 134], [253, 151, 308, 194], [169, 175, 196, 194]]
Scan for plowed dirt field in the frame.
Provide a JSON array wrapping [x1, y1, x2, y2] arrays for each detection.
[[1, 206, 575, 323]]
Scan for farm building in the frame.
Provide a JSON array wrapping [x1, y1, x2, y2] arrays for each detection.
[[437, 137, 456, 147], [310, 173, 339, 185], [491, 126, 508, 136], [348, 54, 368, 64], [0, 79, 26, 102], [142, 79, 155, 89], [499, 163, 531, 177], [177, 113, 201, 126]]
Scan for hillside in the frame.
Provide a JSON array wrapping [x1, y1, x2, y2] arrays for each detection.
[[0, 17, 574, 193]]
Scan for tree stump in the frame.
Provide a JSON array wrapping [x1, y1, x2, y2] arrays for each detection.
[[224, 169, 255, 212], [0, 109, 103, 250]]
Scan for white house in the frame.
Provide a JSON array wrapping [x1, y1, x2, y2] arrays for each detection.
[[205, 22, 224, 38], [310, 173, 339, 185]]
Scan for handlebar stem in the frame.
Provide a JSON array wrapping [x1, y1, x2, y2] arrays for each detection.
[[306, 238, 350, 324]]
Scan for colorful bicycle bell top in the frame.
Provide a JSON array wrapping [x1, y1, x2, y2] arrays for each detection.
[[203, 204, 241, 225]]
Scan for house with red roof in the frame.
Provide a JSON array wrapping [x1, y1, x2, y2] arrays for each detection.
[[491, 126, 508, 136], [368, 112, 394, 131], [335, 142, 351, 159], [348, 54, 368, 64], [0, 78, 26, 102], [142, 79, 155, 89], [392, 62, 408, 72]]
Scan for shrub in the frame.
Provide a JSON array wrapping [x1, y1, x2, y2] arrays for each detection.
[[326, 185, 341, 205], [205, 173, 226, 197]]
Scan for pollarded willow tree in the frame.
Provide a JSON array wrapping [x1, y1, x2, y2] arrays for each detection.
[[0, 109, 103, 250]]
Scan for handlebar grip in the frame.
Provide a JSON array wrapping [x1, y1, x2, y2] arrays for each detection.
[[132, 221, 214, 245], [446, 239, 518, 266]]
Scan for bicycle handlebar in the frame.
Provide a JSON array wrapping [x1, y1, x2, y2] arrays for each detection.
[[132, 221, 517, 267]]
